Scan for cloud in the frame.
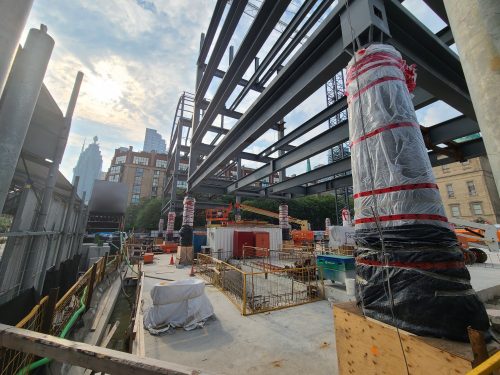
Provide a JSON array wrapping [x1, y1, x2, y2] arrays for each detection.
[[22, 0, 214, 179]]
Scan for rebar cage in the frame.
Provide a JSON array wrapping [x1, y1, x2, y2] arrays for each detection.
[[195, 253, 324, 316]]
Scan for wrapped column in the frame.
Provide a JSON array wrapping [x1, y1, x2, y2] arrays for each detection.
[[166, 211, 176, 241], [325, 218, 331, 230], [347, 44, 489, 341], [158, 218, 164, 237], [179, 197, 195, 246], [341, 208, 352, 227], [279, 204, 290, 241]]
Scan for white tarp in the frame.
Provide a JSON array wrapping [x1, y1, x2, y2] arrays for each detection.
[[144, 279, 214, 334], [328, 225, 355, 248]]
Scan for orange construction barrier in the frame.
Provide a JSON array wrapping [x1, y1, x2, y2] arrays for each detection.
[[143, 253, 154, 264], [159, 242, 177, 254]]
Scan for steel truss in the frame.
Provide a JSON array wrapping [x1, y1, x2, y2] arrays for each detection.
[[163, 0, 487, 212]]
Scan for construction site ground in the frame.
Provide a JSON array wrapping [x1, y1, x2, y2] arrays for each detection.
[[141, 253, 339, 375], [140, 253, 500, 375]]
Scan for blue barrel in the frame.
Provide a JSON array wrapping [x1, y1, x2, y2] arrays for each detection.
[[193, 231, 207, 254]]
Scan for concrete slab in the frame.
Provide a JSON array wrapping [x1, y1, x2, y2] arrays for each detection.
[[141, 254, 339, 375]]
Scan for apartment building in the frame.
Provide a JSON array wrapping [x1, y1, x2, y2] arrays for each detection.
[[106, 146, 169, 205], [433, 156, 500, 224]]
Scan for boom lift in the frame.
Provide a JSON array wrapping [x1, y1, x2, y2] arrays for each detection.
[[449, 217, 500, 263]]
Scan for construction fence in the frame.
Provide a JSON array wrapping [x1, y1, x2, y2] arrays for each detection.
[[0, 254, 121, 375], [195, 253, 323, 316]]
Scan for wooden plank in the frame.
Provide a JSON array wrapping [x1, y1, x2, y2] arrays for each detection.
[[333, 302, 473, 375], [100, 321, 119, 348], [467, 327, 489, 368], [0, 324, 211, 375]]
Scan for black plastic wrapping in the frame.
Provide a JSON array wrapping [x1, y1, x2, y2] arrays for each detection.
[[179, 225, 193, 246], [355, 243, 491, 341]]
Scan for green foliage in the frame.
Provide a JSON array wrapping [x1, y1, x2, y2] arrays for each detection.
[[124, 197, 162, 231], [135, 198, 162, 230], [0, 215, 12, 233], [241, 195, 351, 230]]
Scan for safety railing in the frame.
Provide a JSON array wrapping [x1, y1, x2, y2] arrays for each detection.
[[195, 253, 323, 316], [0, 254, 121, 375]]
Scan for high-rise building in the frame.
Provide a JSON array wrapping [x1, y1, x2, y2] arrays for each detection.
[[73, 136, 103, 203], [143, 128, 166, 154], [434, 156, 500, 223], [106, 146, 169, 205]]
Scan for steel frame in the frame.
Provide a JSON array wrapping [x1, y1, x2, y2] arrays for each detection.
[[163, 0, 486, 211]]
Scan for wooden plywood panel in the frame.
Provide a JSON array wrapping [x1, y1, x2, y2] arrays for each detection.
[[333, 302, 473, 375]]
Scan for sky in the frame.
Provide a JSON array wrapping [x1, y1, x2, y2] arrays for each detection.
[[20, 0, 461, 182]]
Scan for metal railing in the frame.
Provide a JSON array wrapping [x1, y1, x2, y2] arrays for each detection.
[[0, 254, 121, 375], [195, 253, 323, 316]]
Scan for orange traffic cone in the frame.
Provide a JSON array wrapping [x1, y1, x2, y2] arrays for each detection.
[[189, 264, 195, 277], [169, 254, 174, 265]]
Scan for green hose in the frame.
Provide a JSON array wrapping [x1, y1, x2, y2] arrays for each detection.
[[18, 234, 134, 374], [16, 286, 88, 375]]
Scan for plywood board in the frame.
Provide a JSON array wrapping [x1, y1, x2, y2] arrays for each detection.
[[333, 302, 473, 375]]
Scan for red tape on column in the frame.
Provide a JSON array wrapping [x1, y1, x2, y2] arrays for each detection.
[[346, 61, 403, 85], [350, 122, 419, 146], [347, 76, 405, 103], [348, 52, 401, 74], [353, 183, 439, 199], [356, 258, 465, 270], [354, 214, 449, 224]]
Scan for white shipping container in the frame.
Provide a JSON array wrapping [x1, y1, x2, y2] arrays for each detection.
[[206, 226, 282, 260]]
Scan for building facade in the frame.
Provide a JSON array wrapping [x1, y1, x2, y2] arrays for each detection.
[[72, 136, 103, 203], [106, 146, 168, 205], [434, 156, 500, 224], [143, 128, 167, 154]]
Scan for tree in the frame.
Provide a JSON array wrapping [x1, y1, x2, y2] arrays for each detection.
[[135, 198, 162, 231]]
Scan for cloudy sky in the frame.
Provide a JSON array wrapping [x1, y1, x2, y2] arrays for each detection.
[[21, 0, 460, 181]]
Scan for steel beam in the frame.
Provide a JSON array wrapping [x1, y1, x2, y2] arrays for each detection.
[[197, 0, 226, 65], [195, 0, 247, 101], [268, 158, 351, 194], [230, 0, 318, 110], [199, 99, 242, 120], [306, 175, 353, 195], [192, 0, 292, 145], [385, 1, 475, 120], [213, 68, 264, 93], [227, 122, 349, 192], [189, 14, 351, 190]]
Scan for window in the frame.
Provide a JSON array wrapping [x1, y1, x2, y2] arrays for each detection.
[[134, 176, 142, 185], [132, 185, 141, 194], [152, 177, 159, 187], [177, 180, 187, 188], [179, 163, 189, 171], [108, 174, 119, 182], [446, 184, 454, 198], [131, 194, 140, 204], [450, 204, 461, 217], [110, 165, 121, 174], [135, 168, 144, 176], [441, 164, 450, 173], [467, 181, 477, 196], [133, 156, 149, 165], [471, 202, 483, 215], [156, 159, 167, 168], [154, 170, 160, 176], [115, 155, 126, 164]]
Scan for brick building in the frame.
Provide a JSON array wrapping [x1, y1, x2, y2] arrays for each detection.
[[433, 156, 500, 224], [106, 146, 169, 205]]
